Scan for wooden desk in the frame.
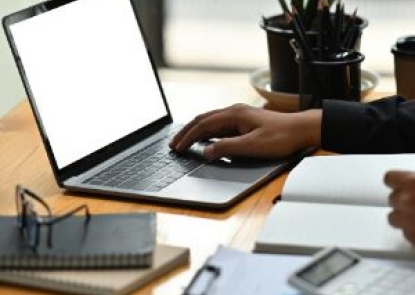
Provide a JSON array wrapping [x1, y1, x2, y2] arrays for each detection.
[[0, 70, 394, 295]]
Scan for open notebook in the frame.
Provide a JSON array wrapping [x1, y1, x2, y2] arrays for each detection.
[[255, 154, 415, 259], [0, 244, 189, 295]]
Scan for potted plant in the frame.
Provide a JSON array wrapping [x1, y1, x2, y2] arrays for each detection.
[[261, 0, 368, 93]]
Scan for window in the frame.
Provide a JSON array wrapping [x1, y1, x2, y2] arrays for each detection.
[[164, 0, 415, 75]]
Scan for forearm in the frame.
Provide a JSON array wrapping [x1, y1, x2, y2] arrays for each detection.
[[321, 96, 415, 154]]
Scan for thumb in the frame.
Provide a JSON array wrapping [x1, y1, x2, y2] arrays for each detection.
[[204, 135, 252, 159]]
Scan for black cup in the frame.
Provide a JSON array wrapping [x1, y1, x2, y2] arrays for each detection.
[[298, 50, 365, 110], [392, 36, 415, 99]]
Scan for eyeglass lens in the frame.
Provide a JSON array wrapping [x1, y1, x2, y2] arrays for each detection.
[[23, 201, 39, 248], [16, 186, 24, 227]]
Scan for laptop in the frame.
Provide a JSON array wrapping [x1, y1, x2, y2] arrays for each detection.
[[3, 0, 311, 209]]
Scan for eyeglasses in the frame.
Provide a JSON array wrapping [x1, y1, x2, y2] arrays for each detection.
[[16, 185, 90, 250]]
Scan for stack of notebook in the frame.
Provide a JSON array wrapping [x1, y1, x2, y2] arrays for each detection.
[[0, 213, 190, 295]]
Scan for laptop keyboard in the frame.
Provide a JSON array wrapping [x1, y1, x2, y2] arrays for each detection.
[[83, 135, 206, 192]]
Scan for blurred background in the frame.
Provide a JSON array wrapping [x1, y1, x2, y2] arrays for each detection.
[[1, 0, 415, 116]]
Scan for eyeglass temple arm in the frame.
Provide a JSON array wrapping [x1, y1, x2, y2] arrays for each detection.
[[19, 186, 53, 216], [47, 205, 91, 225], [44, 205, 91, 248]]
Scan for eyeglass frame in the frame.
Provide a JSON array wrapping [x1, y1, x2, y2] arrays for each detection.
[[15, 184, 91, 251]]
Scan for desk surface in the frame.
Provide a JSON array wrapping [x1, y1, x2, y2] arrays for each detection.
[[0, 69, 394, 295]]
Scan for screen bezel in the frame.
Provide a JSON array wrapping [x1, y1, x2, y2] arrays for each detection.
[[3, 0, 173, 185]]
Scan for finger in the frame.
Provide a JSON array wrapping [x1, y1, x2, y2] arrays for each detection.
[[388, 210, 415, 230], [389, 190, 403, 209], [402, 229, 415, 246], [174, 111, 239, 152], [389, 190, 415, 211], [388, 210, 404, 228], [169, 109, 223, 149], [384, 170, 415, 190], [204, 133, 256, 159]]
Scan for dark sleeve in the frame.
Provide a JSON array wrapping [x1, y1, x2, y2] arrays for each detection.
[[321, 96, 415, 153]]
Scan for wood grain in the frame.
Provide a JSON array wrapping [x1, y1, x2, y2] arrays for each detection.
[[0, 71, 393, 295]]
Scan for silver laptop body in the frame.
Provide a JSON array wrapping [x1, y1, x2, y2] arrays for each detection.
[[3, 0, 307, 209]]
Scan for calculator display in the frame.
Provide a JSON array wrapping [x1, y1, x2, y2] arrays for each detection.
[[298, 249, 358, 287]]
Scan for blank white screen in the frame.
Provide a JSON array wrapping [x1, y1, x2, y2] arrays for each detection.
[[10, 0, 168, 169]]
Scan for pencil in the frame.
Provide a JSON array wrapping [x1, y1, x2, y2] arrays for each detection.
[[322, 0, 332, 52], [291, 6, 314, 60], [317, 0, 324, 60], [342, 8, 357, 49], [278, 0, 290, 13], [335, 2, 345, 53]]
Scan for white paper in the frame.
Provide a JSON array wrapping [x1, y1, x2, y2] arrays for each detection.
[[255, 202, 415, 259], [206, 246, 305, 295], [282, 154, 415, 207]]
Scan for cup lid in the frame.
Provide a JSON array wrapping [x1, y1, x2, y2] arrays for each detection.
[[392, 36, 415, 56]]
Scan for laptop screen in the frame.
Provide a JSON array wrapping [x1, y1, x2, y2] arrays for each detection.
[[9, 0, 169, 169]]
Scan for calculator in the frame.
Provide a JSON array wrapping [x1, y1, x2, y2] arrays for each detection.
[[288, 247, 415, 295]]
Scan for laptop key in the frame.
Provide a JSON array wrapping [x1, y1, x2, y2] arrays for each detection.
[[84, 132, 205, 190], [103, 179, 123, 187], [117, 176, 150, 189], [89, 180, 105, 185], [145, 186, 163, 192]]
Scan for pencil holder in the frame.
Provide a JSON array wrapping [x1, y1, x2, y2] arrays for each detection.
[[298, 50, 364, 110], [261, 15, 368, 94], [392, 36, 415, 99]]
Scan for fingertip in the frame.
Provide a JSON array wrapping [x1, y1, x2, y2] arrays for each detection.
[[175, 141, 184, 152], [168, 140, 175, 149], [204, 144, 216, 160], [384, 170, 395, 187], [388, 211, 399, 228]]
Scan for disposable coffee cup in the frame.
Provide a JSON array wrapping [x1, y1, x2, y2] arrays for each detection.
[[392, 36, 415, 99], [298, 50, 365, 110]]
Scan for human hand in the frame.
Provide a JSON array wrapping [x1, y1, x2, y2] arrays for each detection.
[[169, 104, 322, 160], [384, 170, 415, 246]]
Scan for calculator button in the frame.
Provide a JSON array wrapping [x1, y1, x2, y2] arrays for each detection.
[[334, 284, 357, 295]]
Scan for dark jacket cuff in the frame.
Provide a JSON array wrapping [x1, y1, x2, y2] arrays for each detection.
[[321, 99, 369, 153]]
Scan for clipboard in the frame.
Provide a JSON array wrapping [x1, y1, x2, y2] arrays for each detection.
[[182, 246, 307, 295]]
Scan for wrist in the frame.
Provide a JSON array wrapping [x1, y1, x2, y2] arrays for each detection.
[[296, 109, 322, 148]]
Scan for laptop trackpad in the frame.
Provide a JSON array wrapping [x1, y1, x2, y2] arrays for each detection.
[[188, 159, 278, 184]]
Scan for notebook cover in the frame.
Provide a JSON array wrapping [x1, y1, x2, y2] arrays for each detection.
[[0, 213, 156, 269], [0, 244, 190, 295]]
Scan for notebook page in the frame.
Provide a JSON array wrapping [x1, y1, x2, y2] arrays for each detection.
[[282, 154, 415, 207], [255, 202, 415, 259]]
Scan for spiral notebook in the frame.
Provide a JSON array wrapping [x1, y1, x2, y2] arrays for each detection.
[[0, 244, 190, 295], [0, 213, 156, 269]]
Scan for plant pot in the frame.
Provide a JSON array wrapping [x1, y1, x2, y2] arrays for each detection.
[[261, 14, 368, 93]]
